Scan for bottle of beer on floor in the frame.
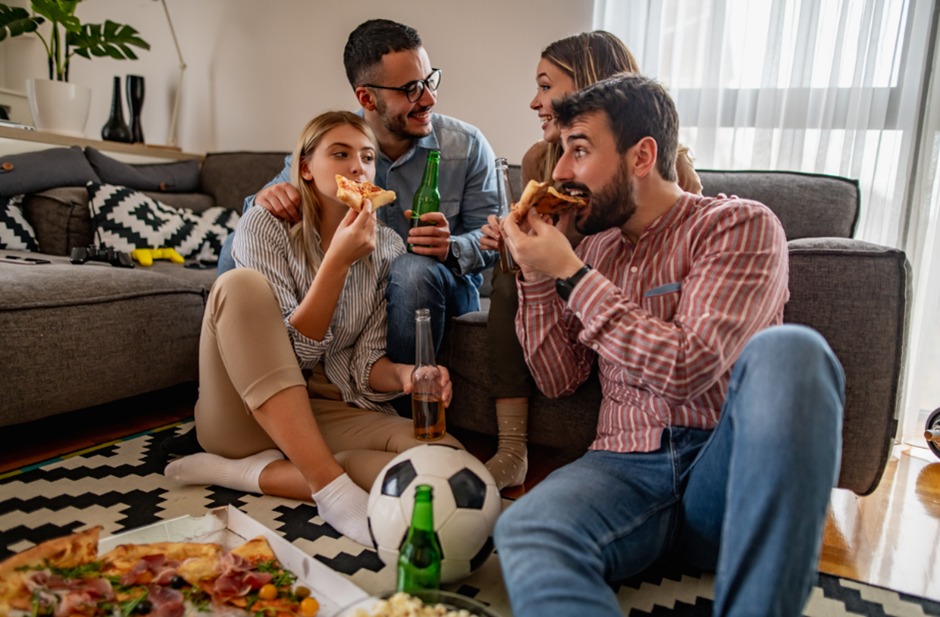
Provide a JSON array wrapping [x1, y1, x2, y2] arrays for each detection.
[[407, 150, 441, 253], [495, 157, 519, 273], [397, 484, 442, 593], [411, 309, 446, 440]]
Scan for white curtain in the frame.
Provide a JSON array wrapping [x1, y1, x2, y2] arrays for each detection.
[[595, 0, 940, 447]]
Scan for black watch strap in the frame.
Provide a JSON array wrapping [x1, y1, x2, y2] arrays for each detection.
[[556, 264, 592, 301], [444, 239, 461, 272]]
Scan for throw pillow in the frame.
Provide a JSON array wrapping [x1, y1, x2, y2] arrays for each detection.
[[0, 147, 100, 197], [0, 195, 40, 252], [84, 147, 201, 193], [86, 182, 239, 261]]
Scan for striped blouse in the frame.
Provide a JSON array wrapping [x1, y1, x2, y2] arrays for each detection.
[[232, 206, 405, 413], [515, 193, 790, 453]]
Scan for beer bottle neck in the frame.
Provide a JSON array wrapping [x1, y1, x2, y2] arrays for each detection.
[[420, 152, 440, 189], [410, 485, 435, 532]]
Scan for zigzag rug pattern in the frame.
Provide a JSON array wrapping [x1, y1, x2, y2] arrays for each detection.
[[1, 422, 938, 617]]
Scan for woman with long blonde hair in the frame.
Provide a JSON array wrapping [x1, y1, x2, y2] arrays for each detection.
[[166, 111, 462, 546]]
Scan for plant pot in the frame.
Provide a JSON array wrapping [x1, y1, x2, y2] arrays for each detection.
[[26, 78, 92, 137]]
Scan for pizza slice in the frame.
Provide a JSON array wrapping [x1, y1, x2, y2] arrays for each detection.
[[512, 179, 588, 220], [335, 175, 397, 211]]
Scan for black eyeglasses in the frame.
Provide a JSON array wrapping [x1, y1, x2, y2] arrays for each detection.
[[362, 69, 442, 103]]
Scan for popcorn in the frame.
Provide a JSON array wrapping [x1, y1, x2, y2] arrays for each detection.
[[352, 592, 478, 617]]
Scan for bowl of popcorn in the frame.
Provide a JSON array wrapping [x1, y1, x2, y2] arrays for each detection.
[[331, 590, 502, 617]]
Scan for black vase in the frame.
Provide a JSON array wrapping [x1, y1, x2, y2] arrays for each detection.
[[101, 76, 131, 143], [126, 74, 145, 144]]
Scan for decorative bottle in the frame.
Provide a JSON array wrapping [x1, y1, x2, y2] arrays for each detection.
[[101, 76, 131, 143], [495, 157, 519, 273], [396, 484, 442, 593], [407, 150, 441, 252], [126, 74, 145, 144], [411, 308, 445, 441]]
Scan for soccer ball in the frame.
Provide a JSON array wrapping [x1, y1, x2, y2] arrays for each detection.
[[367, 444, 502, 583]]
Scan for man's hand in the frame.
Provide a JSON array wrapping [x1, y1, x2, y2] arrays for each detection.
[[405, 210, 452, 261], [502, 206, 583, 282], [328, 201, 377, 267], [479, 213, 502, 252], [255, 182, 302, 224]]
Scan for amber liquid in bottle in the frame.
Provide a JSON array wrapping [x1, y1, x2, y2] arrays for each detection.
[[411, 308, 445, 441]]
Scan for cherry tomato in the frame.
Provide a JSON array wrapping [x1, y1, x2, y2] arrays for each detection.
[[258, 583, 278, 601], [300, 596, 320, 616]]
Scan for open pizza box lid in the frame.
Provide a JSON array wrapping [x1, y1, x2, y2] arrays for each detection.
[[98, 505, 369, 615]]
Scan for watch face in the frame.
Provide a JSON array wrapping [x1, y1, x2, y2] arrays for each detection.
[[451, 242, 460, 258]]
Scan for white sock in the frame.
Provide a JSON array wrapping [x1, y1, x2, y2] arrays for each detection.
[[312, 473, 372, 546], [164, 449, 284, 494]]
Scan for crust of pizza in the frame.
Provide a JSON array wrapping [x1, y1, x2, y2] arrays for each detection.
[[335, 174, 397, 211], [513, 179, 588, 220], [0, 526, 101, 612], [229, 535, 277, 566]]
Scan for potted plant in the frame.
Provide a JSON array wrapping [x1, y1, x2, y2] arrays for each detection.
[[0, 0, 150, 135]]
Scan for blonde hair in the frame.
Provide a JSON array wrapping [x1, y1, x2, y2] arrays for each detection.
[[288, 111, 377, 272], [539, 31, 640, 182]]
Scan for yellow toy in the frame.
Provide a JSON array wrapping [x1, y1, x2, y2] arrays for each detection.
[[131, 247, 185, 267]]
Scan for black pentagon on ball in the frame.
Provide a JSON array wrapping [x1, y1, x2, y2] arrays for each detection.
[[448, 468, 486, 509], [382, 460, 418, 497], [470, 536, 494, 572]]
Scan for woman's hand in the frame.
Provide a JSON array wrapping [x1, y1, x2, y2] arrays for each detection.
[[400, 363, 453, 408], [328, 201, 377, 266], [479, 213, 502, 252]]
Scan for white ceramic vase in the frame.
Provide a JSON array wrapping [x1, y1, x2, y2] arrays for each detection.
[[26, 78, 91, 137]]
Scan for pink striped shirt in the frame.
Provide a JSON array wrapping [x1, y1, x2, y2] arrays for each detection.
[[515, 193, 789, 453]]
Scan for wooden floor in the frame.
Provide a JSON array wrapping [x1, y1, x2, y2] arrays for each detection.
[[2, 388, 938, 601]]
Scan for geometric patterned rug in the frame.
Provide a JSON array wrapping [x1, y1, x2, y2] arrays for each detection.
[[2, 421, 938, 617]]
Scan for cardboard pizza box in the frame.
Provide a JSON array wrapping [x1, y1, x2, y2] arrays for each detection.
[[98, 505, 369, 615]]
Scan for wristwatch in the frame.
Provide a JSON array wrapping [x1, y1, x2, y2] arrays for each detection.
[[556, 264, 592, 301], [444, 239, 461, 273]]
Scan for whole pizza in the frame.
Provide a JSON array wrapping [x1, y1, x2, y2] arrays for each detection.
[[0, 527, 320, 616]]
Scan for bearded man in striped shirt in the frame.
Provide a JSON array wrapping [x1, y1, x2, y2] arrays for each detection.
[[495, 73, 845, 617]]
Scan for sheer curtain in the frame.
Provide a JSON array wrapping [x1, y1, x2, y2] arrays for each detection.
[[595, 0, 940, 446]]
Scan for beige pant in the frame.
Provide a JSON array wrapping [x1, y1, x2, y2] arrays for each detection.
[[194, 269, 462, 488]]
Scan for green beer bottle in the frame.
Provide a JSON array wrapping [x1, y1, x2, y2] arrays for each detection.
[[407, 150, 441, 253], [396, 484, 442, 593]]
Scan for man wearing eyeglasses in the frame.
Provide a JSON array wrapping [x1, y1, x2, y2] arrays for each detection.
[[218, 18, 498, 370]]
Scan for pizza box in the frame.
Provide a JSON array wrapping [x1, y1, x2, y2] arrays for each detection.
[[98, 505, 369, 615]]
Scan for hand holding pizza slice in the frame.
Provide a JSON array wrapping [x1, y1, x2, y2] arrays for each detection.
[[335, 175, 397, 212]]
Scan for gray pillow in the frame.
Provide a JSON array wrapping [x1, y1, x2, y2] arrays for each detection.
[[85, 147, 201, 193], [0, 147, 100, 197]]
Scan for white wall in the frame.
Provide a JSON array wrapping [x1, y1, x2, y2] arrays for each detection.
[[1, 0, 594, 163]]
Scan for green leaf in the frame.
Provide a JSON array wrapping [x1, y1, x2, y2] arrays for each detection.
[[67, 20, 150, 60], [30, 0, 82, 33], [0, 5, 43, 41]]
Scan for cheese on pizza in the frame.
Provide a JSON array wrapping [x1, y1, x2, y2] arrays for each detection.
[[335, 175, 397, 211], [512, 179, 588, 220]]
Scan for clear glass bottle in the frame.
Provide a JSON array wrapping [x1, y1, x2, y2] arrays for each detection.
[[411, 308, 445, 440], [407, 150, 442, 253], [396, 484, 442, 593], [495, 157, 519, 273]]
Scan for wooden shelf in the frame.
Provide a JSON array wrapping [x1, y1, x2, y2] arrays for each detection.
[[0, 125, 202, 163]]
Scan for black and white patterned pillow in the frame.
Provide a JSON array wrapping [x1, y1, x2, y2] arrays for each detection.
[[0, 195, 40, 252], [86, 182, 239, 261]]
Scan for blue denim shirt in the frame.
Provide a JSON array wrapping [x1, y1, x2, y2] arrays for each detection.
[[243, 113, 499, 277]]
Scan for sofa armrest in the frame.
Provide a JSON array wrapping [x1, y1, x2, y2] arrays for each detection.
[[785, 237, 910, 495]]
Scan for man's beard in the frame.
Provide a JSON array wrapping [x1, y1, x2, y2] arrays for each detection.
[[574, 161, 636, 236], [374, 95, 432, 141]]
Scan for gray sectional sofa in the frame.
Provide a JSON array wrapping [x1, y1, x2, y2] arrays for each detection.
[[0, 152, 909, 497]]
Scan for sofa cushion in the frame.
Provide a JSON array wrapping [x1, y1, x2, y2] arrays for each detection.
[[85, 147, 201, 193], [0, 195, 39, 251], [0, 146, 100, 197], [199, 152, 290, 211], [699, 170, 859, 240], [87, 182, 240, 260]]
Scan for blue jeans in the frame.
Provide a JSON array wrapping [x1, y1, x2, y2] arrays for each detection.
[[217, 232, 235, 275], [494, 325, 845, 617], [385, 253, 481, 365]]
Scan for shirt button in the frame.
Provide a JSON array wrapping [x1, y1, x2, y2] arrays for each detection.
[[631, 266, 638, 273]]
